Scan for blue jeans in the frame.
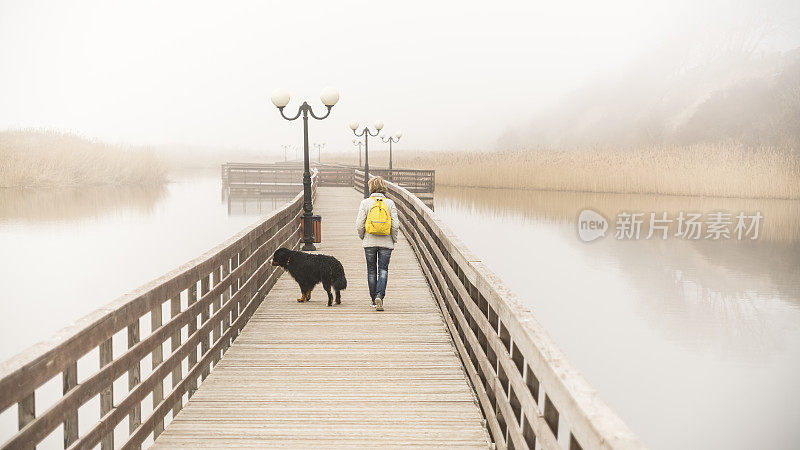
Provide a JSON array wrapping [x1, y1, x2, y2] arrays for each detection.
[[364, 247, 392, 301]]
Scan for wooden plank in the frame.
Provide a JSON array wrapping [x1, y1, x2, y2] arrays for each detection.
[[169, 295, 182, 418], [187, 281, 198, 398], [200, 274, 211, 381], [62, 362, 78, 447], [151, 302, 165, 438], [17, 392, 34, 431], [212, 266, 222, 365], [220, 260, 231, 355], [127, 322, 142, 439], [99, 338, 113, 450]]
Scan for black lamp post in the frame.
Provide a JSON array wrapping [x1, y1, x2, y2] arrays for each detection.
[[349, 120, 383, 198], [380, 131, 402, 171], [271, 87, 340, 251], [313, 142, 325, 164], [281, 144, 291, 162], [352, 138, 363, 166]]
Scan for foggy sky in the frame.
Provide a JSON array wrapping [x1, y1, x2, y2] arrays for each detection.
[[1, 0, 798, 153]]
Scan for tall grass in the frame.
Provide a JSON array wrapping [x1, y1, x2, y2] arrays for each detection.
[[395, 145, 800, 199], [0, 130, 167, 187]]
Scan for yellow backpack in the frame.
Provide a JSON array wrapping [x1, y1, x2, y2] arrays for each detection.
[[365, 197, 391, 235]]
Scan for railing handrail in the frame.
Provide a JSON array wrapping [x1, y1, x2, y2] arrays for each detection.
[[0, 171, 318, 449], [354, 169, 643, 450], [353, 168, 435, 194]]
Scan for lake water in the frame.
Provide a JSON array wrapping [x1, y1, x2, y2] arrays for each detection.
[[1, 177, 799, 449], [433, 185, 800, 450]]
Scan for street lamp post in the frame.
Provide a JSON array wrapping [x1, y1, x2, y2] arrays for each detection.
[[352, 138, 363, 166], [380, 131, 402, 171], [270, 87, 340, 251], [281, 144, 291, 162], [313, 142, 326, 164], [349, 120, 383, 198]]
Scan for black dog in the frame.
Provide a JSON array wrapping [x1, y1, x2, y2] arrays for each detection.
[[270, 247, 347, 306]]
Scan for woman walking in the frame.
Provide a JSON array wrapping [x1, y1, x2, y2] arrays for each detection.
[[356, 176, 400, 311]]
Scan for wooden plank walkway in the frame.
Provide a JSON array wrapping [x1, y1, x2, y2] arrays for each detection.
[[152, 187, 490, 448]]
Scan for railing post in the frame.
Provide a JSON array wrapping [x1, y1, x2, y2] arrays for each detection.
[[151, 302, 164, 438], [213, 265, 223, 364], [200, 274, 211, 381], [231, 253, 241, 339], [99, 338, 114, 450], [18, 392, 34, 431], [170, 295, 183, 417], [63, 362, 78, 447], [221, 257, 231, 354], [187, 282, 198, 397], [127, 321, 141, 448]]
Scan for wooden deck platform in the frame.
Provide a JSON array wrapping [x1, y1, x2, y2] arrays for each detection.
[[152, 187, 490, 448]]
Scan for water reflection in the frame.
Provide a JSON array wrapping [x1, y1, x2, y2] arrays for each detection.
[[435, 186, 800, 241], [223, 188, 299, 216], [434, 185, 800, 450], [0, 184, 166, 222]]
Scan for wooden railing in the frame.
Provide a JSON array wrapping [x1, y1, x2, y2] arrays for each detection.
[[353, 168, 434, 194], [224, 167, 304, 186], [0, 173, 317, 449], [315, 164, 355, 187], [355, 171, 643, 450], [221, 162, 303, 183], [222, 162, 433, 194]]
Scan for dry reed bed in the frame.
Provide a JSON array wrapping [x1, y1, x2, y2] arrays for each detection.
[[396, 146, 800, 200], [0, 130, 167, 187]]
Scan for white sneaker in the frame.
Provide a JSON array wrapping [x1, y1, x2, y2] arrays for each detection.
[[375, 298, 384, 311]]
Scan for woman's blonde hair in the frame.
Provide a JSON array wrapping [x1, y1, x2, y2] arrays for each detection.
[[369, 176, 387, 194]]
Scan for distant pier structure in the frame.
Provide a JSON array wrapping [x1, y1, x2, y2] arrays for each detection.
[[221, 162, 435, 210]]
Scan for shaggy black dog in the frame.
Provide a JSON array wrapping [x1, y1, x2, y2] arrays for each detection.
[[270, 247, 347, 306]]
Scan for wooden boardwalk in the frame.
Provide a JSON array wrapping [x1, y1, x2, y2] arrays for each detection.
[[152, 187, 491, 448]]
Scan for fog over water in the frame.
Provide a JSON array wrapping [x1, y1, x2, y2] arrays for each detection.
[[1, 0, 799, 152], [2, 2, 800, 448]]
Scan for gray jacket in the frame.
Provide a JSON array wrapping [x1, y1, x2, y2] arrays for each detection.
[[356, 193, 400, 249]]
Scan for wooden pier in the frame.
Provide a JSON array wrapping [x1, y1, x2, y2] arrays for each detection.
[[0, 167, 643, 449], [152, 187, 490, 448]]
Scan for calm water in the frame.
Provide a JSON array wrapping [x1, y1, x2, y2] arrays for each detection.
[[433, 186, 800, 450]]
